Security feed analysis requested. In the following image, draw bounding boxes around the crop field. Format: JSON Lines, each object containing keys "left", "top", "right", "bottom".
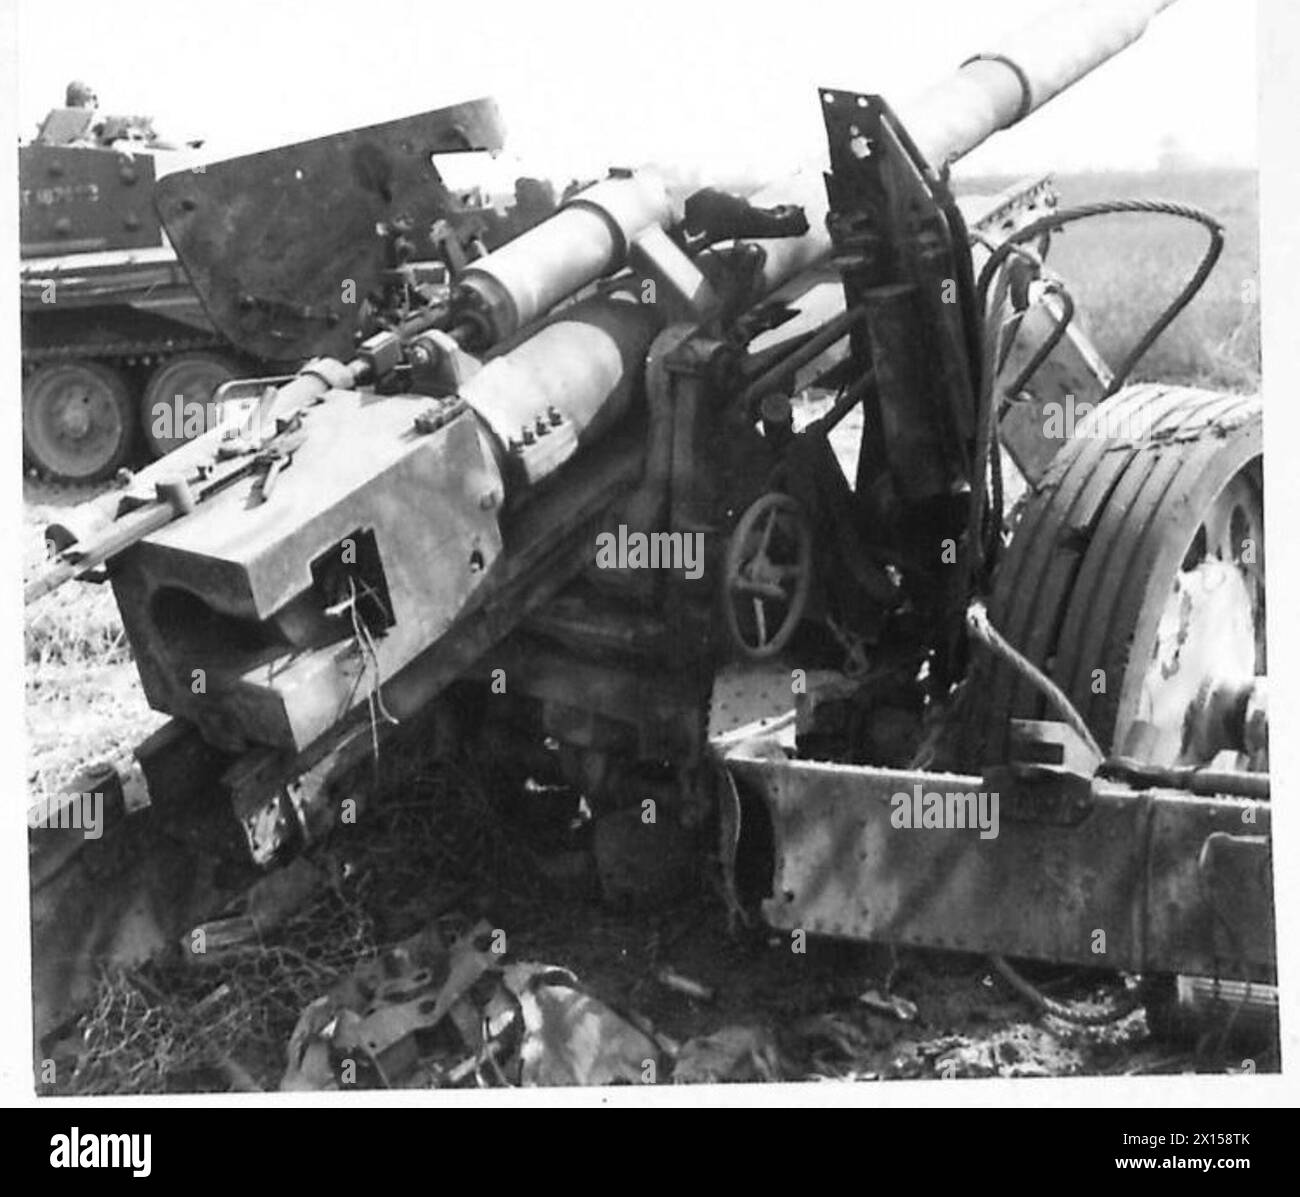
{"left": 23, "top": 168, "right": 1268, "bottom": 1091}
{"left": 960, "top": 167, "right": 1260, "bottom": 392}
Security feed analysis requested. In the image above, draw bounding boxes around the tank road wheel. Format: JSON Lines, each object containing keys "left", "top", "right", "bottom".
{"left": 723, "top": 492, "right": 813, "bottom": 659}
{"left": 974, "top": 385, "right": 1263, "bottom": 768}
{"left": 141, "top": 352, "right": 242, "bottom": 459}
{"left": 22, "top": 360, "right": 136, "bottom": 483}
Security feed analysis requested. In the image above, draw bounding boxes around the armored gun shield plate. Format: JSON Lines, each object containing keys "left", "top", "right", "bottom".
{"left": 154, "top": 98, "right": 504, "bottom": 362}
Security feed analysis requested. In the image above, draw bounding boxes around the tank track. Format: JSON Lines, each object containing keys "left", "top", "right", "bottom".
{"left": 22, "top": 332, "right": 227, "bottom": 369}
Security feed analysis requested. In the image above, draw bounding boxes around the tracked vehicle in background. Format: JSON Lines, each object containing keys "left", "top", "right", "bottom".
{"left": 19, "top": 99, "right": 536, "bottom": 481}
{"left": 19, "top": 102, "right": 259, "bottom": 481}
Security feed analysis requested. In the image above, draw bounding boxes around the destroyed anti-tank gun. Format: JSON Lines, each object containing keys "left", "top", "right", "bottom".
{"left": 30, "top": 0, "right": 1273, "bottom": 1050}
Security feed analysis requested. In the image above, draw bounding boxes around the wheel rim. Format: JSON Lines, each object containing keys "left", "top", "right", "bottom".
{"left": 23, "top": 362, "right": 130, "bottom": 480}
{"left": 723, "top": 493, "right": 813, "bottom": 659}
{"left": 142, "top": 355, "right": 240, "bottom": 457}
{"left": 1129, "top": 468, "right": 1264, "bottom": 766}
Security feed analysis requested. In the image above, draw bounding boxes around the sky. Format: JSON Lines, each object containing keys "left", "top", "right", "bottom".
{"left": 10, "top": 0, "right": 1257, "bottom": 191}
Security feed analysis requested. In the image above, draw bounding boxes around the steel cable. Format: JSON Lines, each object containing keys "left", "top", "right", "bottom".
{"left": 969, "top": 199, "right": 1224, "bottom": 571}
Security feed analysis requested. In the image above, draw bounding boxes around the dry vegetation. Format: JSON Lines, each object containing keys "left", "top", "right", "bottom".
{"left": 24, "top": 483, "right": 163, "bottom": 801}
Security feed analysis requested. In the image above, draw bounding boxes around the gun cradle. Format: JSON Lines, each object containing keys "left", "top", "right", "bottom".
{"left": 110, "top": 391, "right": 504, "bottom": 754}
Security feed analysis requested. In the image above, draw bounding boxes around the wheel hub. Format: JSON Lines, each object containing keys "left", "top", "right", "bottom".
{"left": 1137, "top": 557, "right": 1255, "bottom": 765}
{"left": 55, "top": 390, "right": 95, "bottom": 439}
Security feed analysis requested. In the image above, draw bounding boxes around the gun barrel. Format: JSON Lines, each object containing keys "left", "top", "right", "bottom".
{"left": 900, "top": 0, "right": 1179, "bottom": 168}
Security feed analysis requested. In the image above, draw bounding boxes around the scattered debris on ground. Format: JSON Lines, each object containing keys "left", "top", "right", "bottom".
{"left": 39, "top": 735, "right": 1275, "bottom": 1094}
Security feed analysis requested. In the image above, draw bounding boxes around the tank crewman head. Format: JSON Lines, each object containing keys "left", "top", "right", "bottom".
{"left": 65, "top": 80, "right": 98, "bottom": 109}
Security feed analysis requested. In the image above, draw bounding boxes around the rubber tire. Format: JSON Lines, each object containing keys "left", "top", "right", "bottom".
{"left": 969, "top": 384, "right": 1263, "bottom": 767}
{"left": 22, "top": 360, "right": 136, "bottom": 483}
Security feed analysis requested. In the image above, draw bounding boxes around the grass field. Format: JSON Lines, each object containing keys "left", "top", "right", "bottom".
{"left": 24, "top": 483, "right": 162, "bottom": 800}
{"left": 960, "top": 167, "right": 1260, "bottom": 392}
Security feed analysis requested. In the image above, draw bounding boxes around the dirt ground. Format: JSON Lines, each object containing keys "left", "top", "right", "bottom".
{"left": 45, "top": 753, "right": 1275, "bottom": 1092}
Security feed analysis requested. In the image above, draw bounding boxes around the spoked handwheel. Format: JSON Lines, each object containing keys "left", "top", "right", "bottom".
{"left": 974, "top": 385, "right": 1264, "bottom": 769}
{"left": 722, "top": 492, "right": 813, "bottom": 659}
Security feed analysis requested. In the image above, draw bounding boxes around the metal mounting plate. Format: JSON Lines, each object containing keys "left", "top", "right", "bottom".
{"left": 155, "top": 98, "right": 504, "bottom": 363}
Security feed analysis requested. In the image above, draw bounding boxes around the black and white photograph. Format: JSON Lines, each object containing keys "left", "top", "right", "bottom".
{"left": 4, "top": 0, "right": 1296, "bottom": 1134}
